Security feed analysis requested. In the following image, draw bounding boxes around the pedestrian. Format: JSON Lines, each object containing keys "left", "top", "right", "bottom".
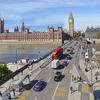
{"left": 70, "top": 86, "right": 73, "bottom": 94}
{"left": 78, "top": 65, "right": 80, "bottom": 70}
{"left": 0, "top": 91, "right": 2, "bottom": 97}
{"left": 95, "top": 76, "right": 98, "bottom": 81}
{"left": 12, "top": 88, "right": 15, "bottom": 96}
{"left": 79, "top": 76, "right": 82, "bottom": 81}
{"left": 72, "top": 75, "right": 74, "bottom": 81}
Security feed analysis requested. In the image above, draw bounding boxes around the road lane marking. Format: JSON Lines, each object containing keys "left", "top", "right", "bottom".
{"left": 82, "top": 83, "right": 89, "bottom": 93}
{"left": 34, "top": 97, "right": 37, "bottom": 100}
{"left": 57, "top": 87, "right": 66, "bottom": 97}
{"left": 52, "top": 82, "right": 60, "bottom": 100}
{"left": 52, "top": 65, "right": 67, "bottom": 100}
{"left": 47, "top": 77, "right": 51, "bottom": 83}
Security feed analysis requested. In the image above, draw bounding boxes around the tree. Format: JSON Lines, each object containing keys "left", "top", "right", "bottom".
{"left": 73, "top": 31, "right": 82, "bottom": 38}
{"left": 81, "top": 33, "right": 85, "bottom": 37}
{"left": 0, "top": 63, "right": 12, "bottom": 79}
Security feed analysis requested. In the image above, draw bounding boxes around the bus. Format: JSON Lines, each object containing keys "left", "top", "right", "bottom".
{"left": 51, "top": 47, "right": 63, "bottom": 60}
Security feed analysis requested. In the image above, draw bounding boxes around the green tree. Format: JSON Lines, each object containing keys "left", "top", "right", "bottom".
{"left": 0, "top": 63, "right": 12, "bottom": 79}
{"left": 74, "top": 31, "right": 82, "bottom": 38}
{"left": 81, "top": 33, "right": 85, "bottom": 37}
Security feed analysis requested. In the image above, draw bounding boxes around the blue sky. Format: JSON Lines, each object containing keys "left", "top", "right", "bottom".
{"left": 0, "top": 0, "right": 100, "bottom": 32}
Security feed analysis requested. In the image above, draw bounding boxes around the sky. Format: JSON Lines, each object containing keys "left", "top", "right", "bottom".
{"left": 0, "top": 0, "right": 100, "bottom": 32}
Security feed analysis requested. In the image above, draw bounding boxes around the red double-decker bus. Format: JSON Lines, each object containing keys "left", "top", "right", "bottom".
{"left": 51, "top": 47, "right": 63, "bottom": 60}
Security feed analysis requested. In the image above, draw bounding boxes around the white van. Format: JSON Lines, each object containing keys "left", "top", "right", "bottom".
{"left": 51, "top": 59, "right": 59, "bottom": 69}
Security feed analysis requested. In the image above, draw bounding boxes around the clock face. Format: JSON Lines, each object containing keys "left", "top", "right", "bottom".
{"left": 69, "top": 19, "right": 73, "bottom": 23}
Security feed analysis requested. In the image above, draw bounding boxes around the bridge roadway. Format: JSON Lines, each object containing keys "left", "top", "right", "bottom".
{"left": 24, "top": 40, "right": 80, "bottom": 100}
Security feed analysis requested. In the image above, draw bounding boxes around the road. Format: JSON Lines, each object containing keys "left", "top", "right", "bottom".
{"left": 24, "top": 40, "right": 80, "bottom": 100}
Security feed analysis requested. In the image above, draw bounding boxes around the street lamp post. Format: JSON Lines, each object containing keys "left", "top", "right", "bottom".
{"left": 38, "top": 51, "right": 40, "bottom": 59}
{"left": 90, "top": 67, "right": 93, "bottom": 85}
{"left": 85, "top": 60, "right": 88, "bottom": 72}
{"left": 15, "top": 49, "right": 17, "bottom": 64}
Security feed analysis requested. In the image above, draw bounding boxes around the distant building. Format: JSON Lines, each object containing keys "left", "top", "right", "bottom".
{"left": 0, "top": 18, "right": 4, "bottom": 33}
{"left": 0, "top": 20, "right": 63, "bottom": 43}
{"left": 68, "top": 12, "right": 74, "bottom": 37}
{"left": 85, "top": 26, "right": 100, "bottom": 39}
{"left": 0, "top": 16, "right": 73, "bottom": 44}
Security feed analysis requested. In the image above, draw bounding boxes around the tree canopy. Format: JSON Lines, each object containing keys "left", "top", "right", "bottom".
{"left": 74, "top": 31, "right": 82, "bottom": 38}
{"left": 0, "top": 63, "right": 12, "bottom": 79}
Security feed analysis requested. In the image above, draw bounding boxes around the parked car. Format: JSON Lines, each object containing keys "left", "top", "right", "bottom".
{"left": 33, "top": 80, "right": 46, "bottom": 91}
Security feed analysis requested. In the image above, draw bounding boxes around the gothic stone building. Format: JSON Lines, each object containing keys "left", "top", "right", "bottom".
{"left": 68, "top": 12, "right": 74, "bottom": 37}
{"left": 0, "top": 19, "right": 62, "bottom": 44}
{"left": 85, "top": 26, "right": 100, "bottom": 39}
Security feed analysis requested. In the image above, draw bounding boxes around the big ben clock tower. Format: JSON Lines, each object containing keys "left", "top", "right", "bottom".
{"left": 68, "top": 12, "right": 74, "bottom": 37}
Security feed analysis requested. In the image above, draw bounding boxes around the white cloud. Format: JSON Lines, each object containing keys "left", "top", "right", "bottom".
{"left": 0, "top": 0, "right": 100, "bottom": 31}
{"left": 0, "top": 0, "right": 100, "bottom": 15}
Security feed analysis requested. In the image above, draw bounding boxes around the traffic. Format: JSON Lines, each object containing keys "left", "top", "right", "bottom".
{"left": 0, "top": 40, "right": 78, "bottom": 100}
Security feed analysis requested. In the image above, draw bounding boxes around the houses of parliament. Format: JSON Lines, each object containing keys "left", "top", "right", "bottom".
{"left": 0, "top": 13, "right": 74, "bottom": 44}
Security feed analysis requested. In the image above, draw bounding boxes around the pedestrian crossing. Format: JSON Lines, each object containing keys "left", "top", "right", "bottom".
{"left": 56, "top": 87, "right": 67, "bottom": 97}
{"left": 81, "top": 83, "right": 89, "bottom": 94}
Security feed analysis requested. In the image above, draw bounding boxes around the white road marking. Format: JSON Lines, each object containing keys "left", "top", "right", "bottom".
{"left": 52, "top": 82, "right": 60, "bottom": 100}
{"left": 34, "top": 97, "right": 37, "bottom": 100}
{"left": 52, "top": 65, "right": 67, "bottom": 100}
{"left": 47, "top": 77, "right": 51, "bottom": 83}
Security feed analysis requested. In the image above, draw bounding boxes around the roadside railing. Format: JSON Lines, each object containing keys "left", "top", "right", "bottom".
{"left": 0, "top": 40, "right": 73, "bottom": 86}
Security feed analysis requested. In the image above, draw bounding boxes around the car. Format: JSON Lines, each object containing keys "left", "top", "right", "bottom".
{"left": 93, "top": 90, "right": 100, "bottom": 100}
{"left": 54, "top": 72, "right": 62, "bottom": 82}
{"left": 63, "top": 61, "right": 68, "bottom": 66}
{"left": 33, "top": 80, "right": 46, "bottom": 91}
{"left": 70, "top": 51, "right": 74, "bottom": 55}
{"left": 56, "top": 71, "right": 61, "bottom": 75}
{"left": 66, "top": 54, "right": 72, "bottom": 60}
{"left": 67, "top": 49, "right": 70, "bottom": 52}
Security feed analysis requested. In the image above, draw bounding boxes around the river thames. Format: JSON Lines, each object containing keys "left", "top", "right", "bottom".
{"left": 0, "top": 44, "right": 56, "bottom": 63}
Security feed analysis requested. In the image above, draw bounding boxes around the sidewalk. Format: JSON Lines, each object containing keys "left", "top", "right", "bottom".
{"left": 68, "top": 43, "right": 95, "bottom": 100}
{"left": 68, "top": 65, "right": 81, "bottom": 100}
{"left": 79, "top": 47, "right": 94, "bottom": 100}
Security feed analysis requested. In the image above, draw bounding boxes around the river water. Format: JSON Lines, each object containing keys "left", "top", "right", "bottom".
{"left": 0, "top": 44, "right": 56, "bottom": 63}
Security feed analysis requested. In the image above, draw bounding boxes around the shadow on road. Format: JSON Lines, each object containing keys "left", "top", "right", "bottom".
{"left": 59, "top": 54, "right": 68, "bottom": 60}
{"left": 23, "top": 80, "right": 38, "bottom": 90}
{"left": 61, "top": 75, "right": 65, "bottom": 80}
{"left": 57, "top": 64, "right": 65, "bottom": 70}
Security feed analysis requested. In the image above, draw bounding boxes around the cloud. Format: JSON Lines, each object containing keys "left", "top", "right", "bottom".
{"left": 0, "top": 0, "right": 100, "bottom": 31}
{"left": 0, "top": 0, "right": 100, "bottom": 14}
